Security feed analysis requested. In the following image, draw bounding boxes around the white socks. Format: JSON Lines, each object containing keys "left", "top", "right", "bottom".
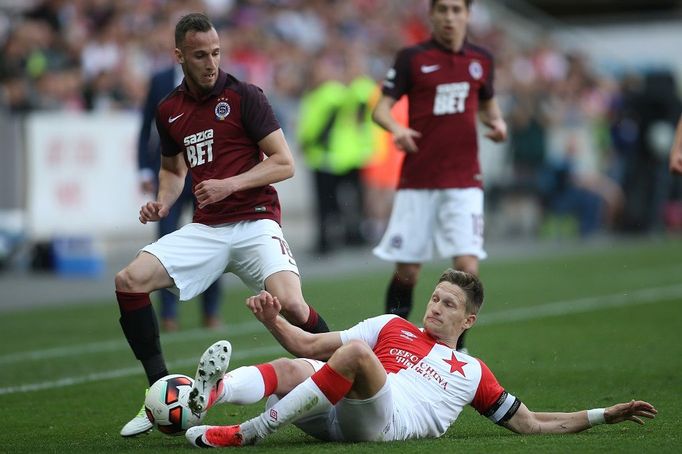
{"left": 239, "top": 377, "right": 332, "bottom": 444}
{"left": 217, "top": 366, "right": 267, "bottom": 405}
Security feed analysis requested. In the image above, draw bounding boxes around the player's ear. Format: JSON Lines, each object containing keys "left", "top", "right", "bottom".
{"left": 174, "top": 48, "right": 184, "bottom": 64}
{"left": 463, "top": 313, "right": 477, "bottom": 330}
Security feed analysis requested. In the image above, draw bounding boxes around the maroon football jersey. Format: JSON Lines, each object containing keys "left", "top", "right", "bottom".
{"left": 382, "top": 39, "right": 495, "bottom": 189}
{"left": 156, "top": 70, "right": 282, "bottom": 225}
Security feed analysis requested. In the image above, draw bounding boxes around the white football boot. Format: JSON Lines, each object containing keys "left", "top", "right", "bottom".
{"left": 188, "top": 340, "right": 232, "bottom": 414}
{"left": 120, "top": 389, "right": 153, "bottom": 437}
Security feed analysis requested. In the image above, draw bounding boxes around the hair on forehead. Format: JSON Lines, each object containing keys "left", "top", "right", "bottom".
{"left": 437, "top": 268, "right": 484, "bottom": 314}
{"left": 175, "top": 13, "right": 214, "bottom": 47}
{"left": 431, "top": 0, "right": 473, "bottom": 9}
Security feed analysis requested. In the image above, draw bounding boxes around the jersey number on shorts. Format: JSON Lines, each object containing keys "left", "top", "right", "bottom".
{"left": 271, "top": 236, "right": 297, "bottom": 266}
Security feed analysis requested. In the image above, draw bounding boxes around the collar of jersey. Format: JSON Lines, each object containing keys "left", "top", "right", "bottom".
{"left": 178, "top": 69, "right": 229, "bottom": 101}
{"left": 429, "top": 37, "right": 469, "bottom": 56}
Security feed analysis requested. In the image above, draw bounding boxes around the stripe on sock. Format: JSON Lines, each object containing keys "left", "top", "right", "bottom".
{"left": 116, "top": 291, "right": 151, "bottom": 313}
{"left": 255, "top": 363, "right": 278, "bottom": 396}
{"left": 300, "top": 305, "right": 319, "bottom": 332}
{"left": 310, "top": 364, "right": 352, "bottom": 405}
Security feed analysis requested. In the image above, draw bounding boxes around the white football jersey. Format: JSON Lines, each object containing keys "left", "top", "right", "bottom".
{"left": 339, "top": 314, "right": 520, "bottom": 439}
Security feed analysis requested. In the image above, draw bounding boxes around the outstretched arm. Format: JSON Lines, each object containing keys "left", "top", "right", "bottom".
{"left": 502, "top": 399, "right": 657, "bottom": 434}
{"left": 246, "top": 291, "right": 343, "bottom": 360}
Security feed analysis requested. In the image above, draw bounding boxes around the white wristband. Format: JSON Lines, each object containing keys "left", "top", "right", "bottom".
{"left": 587, "top": 408, "right": 606, "bottom": 426}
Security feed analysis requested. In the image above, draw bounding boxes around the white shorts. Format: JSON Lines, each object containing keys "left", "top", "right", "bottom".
{"left": 140, "top": 219, "right": 299, "bottom": 301}
{"left": 373, "top": 188, "right": 486, "bottom": 263}
{"left": 292, "top": 379, "right": 405, "bottom": 442}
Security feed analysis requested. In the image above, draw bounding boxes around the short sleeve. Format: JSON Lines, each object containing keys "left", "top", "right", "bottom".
{"left": 472, "top": 359, "right": 521, "bottom": 424}
{"left": 240, "top": 84, "right": 281, "bottom": 143}
{"left": 155, "top": 109, "right": 182, "bottom": 157}
{"left": 381, "top": 48, "right": 414, "bottom": 101}
{"left": 339, "top": 314, "right": 397, "bottom": 349}
{"left": 478, "top": 57, "right": 495, "bottom": 101}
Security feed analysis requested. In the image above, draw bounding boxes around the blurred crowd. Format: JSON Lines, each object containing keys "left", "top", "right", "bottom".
{"left": 1, "top": 0, "right": 681, "bottom": 241}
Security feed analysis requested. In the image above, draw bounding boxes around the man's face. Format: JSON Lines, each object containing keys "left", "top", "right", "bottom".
{"left": 175, "top": 28, "right": 221, "bottom": 94}
{"left": 430, "top": 0, "right": 470, "bottom": 46}
{"left": 422, "top": 281, "right": 476, "bottom": 342}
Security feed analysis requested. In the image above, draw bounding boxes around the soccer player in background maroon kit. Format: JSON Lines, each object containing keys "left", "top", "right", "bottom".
{"left": 114, "top": 13, "right": 329, "bottom": 437}
{"left": 371, "top": 0, "right": 507, "bottom": 352}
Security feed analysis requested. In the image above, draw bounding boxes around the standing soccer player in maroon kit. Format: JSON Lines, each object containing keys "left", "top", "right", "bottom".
{"left": 115, "top": 13, "right": 329, "bottom": 437}
{"left": 371, "top": 0, "right": 507, "bottom": 351}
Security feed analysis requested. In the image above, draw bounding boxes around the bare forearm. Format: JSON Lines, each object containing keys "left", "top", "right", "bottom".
{"left": 527, "top": 411, "right": 591, "bottom": 434}
{"left": 227, "top": 153, "right": 293, "bottom": 193}
{"left": 372, "top": 97, "right": 399, "bottom": 133}
{"left": 263, "top": 316, "right": 317, "bottom": 358}
{"left": 479, "top": 98, "right": 503, "bottom": 125}
{"left": 157, "top": 168, "right": 186, "bottom": 207}
{"left": 506, "top": 400, "right": 656, "bottom": 435}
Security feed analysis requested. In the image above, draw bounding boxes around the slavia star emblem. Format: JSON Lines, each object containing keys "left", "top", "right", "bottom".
{"left": 443, "top": 352, "right": 467, "bottom": 376}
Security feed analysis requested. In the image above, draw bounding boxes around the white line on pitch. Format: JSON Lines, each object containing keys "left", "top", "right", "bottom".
{"left": 0, "top": 345, "right": 285, "bottom": 395}
{"left": 0, "top": 283, "right": 679, "bottom": 396}
{"left": 0, "top": 320, "right": 265, "bottom": 365}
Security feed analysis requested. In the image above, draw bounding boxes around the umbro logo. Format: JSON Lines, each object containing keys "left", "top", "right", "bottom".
{"left": 168, "top": 113, "right": 184, "bottom": 123}
{"left": 421, "top": 64, "right": 440, "bottom": 74}
{"left": 400, "top": 330, "right": 417, "bottom": 341}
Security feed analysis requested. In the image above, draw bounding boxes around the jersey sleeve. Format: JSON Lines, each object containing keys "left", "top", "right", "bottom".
{"left": 240, "top": 83, "right": 281, "bottom": 143}
{"left": 478, "top": 56, "right": 495, "bottom": 101}
{"left": 472, "top": 359, "right": 521, "bottom": 425}
{"left": 381, "top": 48, "right": 414, "bottom": 100}
{"left": 155, "top": 106, "right": 182, "bottom": 157}
{"left": 339, "top": 314, "right": 397, "bottom": 349}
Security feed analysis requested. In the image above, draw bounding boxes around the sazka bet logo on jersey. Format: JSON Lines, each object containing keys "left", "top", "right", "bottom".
{"left": 215, "top": 98, "right": 231, "bottom": 120}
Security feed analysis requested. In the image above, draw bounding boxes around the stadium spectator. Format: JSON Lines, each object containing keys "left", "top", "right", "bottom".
{"left": 620, "top": 71, "right": 681, "bottom": 232}
{"left": 298, "top": 48, "right": 375, "bottom": 255}
{"left": 114, "top": 13, "right": 329, "bottom": 438}
{"left": 370, "top": 0, "right": 507, "bottom": 351}
{"left": 543, "top": 53, "right": 624, "bottom": 236}
{"left": 669, "top": 115, "right": 682, "bottom": 175}
{"left": 137, "top": 63, "right": 224, "bottom": 332}
{"left": 1, "top": 0, "right": 676, "bottom": 243}
{"left": 184, "top": 269, "right": 657, "bottom": 447}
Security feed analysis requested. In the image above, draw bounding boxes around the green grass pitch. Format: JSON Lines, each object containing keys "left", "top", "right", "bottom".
{"left": 1, "top": 237, "right": 681, "bottom": 452}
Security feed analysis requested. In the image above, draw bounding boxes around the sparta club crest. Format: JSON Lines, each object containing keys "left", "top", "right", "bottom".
{"left": 469, "top": 61, "right": 483, "bottom": 80}
{"left": 214, "top": 99, "right": 231, "bottom": 120}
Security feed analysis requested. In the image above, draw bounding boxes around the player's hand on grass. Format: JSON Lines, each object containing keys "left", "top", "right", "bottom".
{"left": 605, "top": 400, "right": 657, "bottom": 425}
{"left": 246, "top": 290, "right": 282, "bottom": 324}
{"left": 139, "top": 201, "right": 169, "bottom": 224}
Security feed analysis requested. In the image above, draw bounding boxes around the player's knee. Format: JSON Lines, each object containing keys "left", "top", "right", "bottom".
{"left": 276, "top": 293, "right": 308, "bottom": 322}
{"left": 115, "top": 266, "right": 145, "bottom": 292}
{"left": 395, "top": 265, "right": 420, "bottom": 286}
{"left": 277, "top": 293, "right": 305, "bottom": 310}
{"left": 269, "top": 358, "right": 311, "bottom": 395}
{"left": 340, "top": 340, "right": 375, "bottom": 365}
{"left": 114, "top": 268, "right": 134, "bottom": 292}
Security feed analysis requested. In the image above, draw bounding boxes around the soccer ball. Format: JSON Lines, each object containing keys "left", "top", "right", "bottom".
{"left": 144, "top": 374, "right": 204, "bottom": 435}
